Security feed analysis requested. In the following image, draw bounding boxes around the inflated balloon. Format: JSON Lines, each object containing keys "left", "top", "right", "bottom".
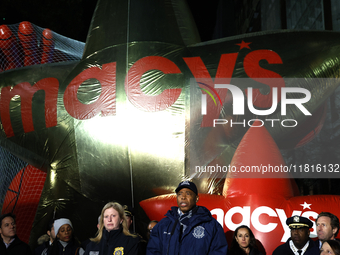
{"left": 140, "top": 122, "right": 340, "bottom": 254}
{"left": 2, "top": 165, "right": 46, "bottom": 243}
{"left": 0, "top": 0, "right": 339, "bottom": 249}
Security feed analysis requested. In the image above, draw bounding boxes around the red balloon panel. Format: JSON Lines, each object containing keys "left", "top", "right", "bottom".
{"left": 2, "top": 165, "right": 46, "bottom": 243}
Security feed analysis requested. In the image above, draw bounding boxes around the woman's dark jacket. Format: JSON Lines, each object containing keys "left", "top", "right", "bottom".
{"left": 48, "top": 239, "right": 82, "bottom": 255}
{"left": 84, "top": 227, "right": 140, "bottom": 255}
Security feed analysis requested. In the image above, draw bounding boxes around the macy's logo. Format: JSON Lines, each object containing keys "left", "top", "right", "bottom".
{"left": 211, "top": 205, "right": 317, "bottom": 242}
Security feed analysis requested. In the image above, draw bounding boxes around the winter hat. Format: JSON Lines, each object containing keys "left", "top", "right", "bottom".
{"left": 54, "top": 218, "right": 73, "bottom": 235}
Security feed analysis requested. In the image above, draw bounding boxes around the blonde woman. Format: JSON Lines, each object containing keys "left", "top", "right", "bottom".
{"left": 84, "top": 202, "right": 140, "bottom": 255}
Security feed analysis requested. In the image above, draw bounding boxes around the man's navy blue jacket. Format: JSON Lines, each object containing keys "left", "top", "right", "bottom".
{"left": 272, "top": 238, "right": 319, "bottom": 255}
{"left": 146, "top": 206, "right": 228, "bottom": 255}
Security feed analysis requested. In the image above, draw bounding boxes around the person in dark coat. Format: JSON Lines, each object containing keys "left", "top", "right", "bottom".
{"left": 228, "top": 225, "right": 263, "bottom": 255}
{"left": 0, "top": 212, "right": 32, "bottom": 255}
{"left": 146, "top": 221, "right": 158, "bottom": 241}
{"left": 123, "top": 205, "right": 147, "bottom": 255}
{"left": 34, "top": 218, "right": 55, "bottom": 255}
{"left": 47, "top": 218, "right": 84, "bottom": 255}
{"left": 84, "top": 202, "right": 141, "bottom": 255}
{"left": 272, "top": 215, "right": 319, "bottom": 255}
{"left": 146, "top": 180, "right": 228, "bottom": 255}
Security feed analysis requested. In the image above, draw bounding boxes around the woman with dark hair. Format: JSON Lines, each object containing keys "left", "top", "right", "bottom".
{"left": 48, "top": 218, "right": 84, "bottom": 255}
{"left": 84, "top": 202, "right": 140, "bottom": 255}
{"left": 320, "top": 240, "right": 340, "bottom": 255}
{"left": 228, "top": 225, "right": 263, "bottom": 255}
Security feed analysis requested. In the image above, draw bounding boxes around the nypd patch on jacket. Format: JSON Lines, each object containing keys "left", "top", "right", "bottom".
{"left": 146, "top": 206, "right": 228, "bottom": 255}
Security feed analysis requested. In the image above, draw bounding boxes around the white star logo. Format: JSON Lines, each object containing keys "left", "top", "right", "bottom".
{"left": 301, "top": 202, "right": 312, "bottom": 209}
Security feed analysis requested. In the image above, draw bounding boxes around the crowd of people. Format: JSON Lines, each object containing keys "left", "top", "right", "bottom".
{"left": 1, "top": 181, "right": 340, "bottom": 255}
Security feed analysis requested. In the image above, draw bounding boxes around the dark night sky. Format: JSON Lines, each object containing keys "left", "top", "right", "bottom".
{"left": 1, "top": 0, "right": 224, "bottom": 43}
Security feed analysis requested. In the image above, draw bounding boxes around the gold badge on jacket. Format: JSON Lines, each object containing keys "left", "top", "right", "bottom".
{"left": 114, "top": 247, "right": 124, "bottom": 255}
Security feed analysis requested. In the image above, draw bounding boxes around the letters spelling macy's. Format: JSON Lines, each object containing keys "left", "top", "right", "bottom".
{"left": 0, "top": 49, "right": 310, "bottom": 137}
{"left": 211, "top": 205, "right": 317, "bottom": 242}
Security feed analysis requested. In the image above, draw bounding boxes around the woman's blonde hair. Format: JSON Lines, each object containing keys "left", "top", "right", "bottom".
{"left": 91, "top": 202, "right": 136, "bottom": 243}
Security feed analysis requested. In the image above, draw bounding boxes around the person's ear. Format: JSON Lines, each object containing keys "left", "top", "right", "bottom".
{"left": 196, "top": 195, "right": 199, "bottom": 203}
{"left": 333, "top": 227, "right": 338, "bottom": 236}
{"left": 47, "top": 230, "right": 51, "bottom": 236}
